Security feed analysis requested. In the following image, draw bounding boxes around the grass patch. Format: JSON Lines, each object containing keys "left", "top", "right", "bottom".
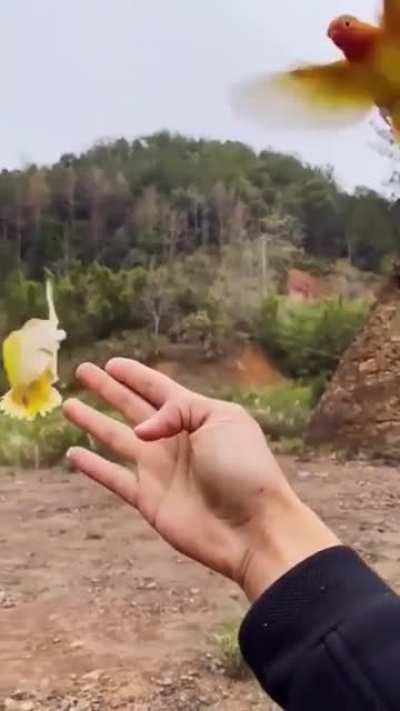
{"left": 0, "top": 390, "right": 128, "bottom": 468}
{"left": 271, "top": 436, "right": 307, "bottom": 456}
{"left": 222, "top": 383, "right": 314, "bottom": 440}
{"left": 0, "top": 408, "right": 89, "bottom": 468}
{"left": 213, "top": 622, "right": 250, "bottom": 680}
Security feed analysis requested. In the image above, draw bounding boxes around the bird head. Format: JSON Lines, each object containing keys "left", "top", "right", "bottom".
{"left": 327, "top": 15, "right": 378, "bottom": 61}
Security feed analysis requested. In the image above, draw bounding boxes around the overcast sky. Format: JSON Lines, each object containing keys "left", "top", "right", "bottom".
{"left": 0, "top": 0, "right": 394, "bottom": 192}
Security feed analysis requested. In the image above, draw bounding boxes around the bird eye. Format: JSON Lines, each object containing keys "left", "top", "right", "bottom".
{"left": 344, "top": 19, "right": 351, "bottom": 27}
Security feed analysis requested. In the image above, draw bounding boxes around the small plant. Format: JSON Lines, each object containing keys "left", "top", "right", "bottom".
{"left": 222, "top": 383, "right": 314, "bottom": 440}
{"left": 272, "top": 436, "right": 306, "bottom": 455}
{"left": 213, "top": 622, "right": 251, "bottom": 680}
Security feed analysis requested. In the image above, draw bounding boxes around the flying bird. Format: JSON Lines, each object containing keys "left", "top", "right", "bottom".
{"left": 231, "top": 1, "right": 400, "bottom": 139}
{"left": 0, "top": 279, "right": 66, "bottom": 421}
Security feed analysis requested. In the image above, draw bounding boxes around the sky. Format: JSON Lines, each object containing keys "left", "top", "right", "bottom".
{"left": 0, "top": 0, "right": 395, "bottom": 193}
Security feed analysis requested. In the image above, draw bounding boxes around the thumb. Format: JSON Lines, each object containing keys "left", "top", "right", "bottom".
{"left": 134, "top": 398, "right": 209, "bottom": 441}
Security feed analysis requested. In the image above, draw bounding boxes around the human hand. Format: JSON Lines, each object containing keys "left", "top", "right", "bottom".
{"left": 64, "top": 359, "right": 338, "bottom": 601}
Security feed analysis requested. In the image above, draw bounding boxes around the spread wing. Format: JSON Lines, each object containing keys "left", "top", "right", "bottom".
{"left": 230, "top": 60, "right": 373, "bottom": 130}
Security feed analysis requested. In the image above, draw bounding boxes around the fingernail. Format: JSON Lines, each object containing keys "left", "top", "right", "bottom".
{"left": 105, "top": 358, "right": 120, "bottom": 371}
{"left": 66, "top": 448, "right": 74, "bottom": 459}
{"left": 76, "top": 362, "right": 92, "bottom": 378}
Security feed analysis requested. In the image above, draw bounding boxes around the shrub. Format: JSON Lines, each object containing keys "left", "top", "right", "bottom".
{"left": 0, "top": 409, "right": 89, "bottom": 468}
{"left": 0, "top": 264, "right": 148, "bottom": 348}
{"left": 255, "top": 294, "right": 367, "bottom": 379}
{"left": 60, "top": 329, "right": 167, "bottom": 389}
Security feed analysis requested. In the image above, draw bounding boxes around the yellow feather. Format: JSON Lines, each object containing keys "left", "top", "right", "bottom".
{"left": 2, "top": 332, "right": 22, "bottom": 389}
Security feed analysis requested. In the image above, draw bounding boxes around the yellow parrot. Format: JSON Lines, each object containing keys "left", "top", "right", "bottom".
{"left": 231, "top": 1, "right": 400, "bottom": 139}
{"left": 0, "top": 280, "right": 66, "bottom": 421}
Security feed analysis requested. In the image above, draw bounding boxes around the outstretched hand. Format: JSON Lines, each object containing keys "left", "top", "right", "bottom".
{"left": 64, "top": 359, "right": 338, "bottom": 601}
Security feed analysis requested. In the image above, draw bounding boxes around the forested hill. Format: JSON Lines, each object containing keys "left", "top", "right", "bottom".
{"left": 0, "top": 131, "right": 393, "bottom": 463}
{"left": 0, "top": 130, "right": 398, "bottom": 281}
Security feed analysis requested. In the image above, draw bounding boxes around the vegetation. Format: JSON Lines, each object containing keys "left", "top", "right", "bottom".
{"left": 0, "top": 409, "right": 89, "bottom": 468}
{"left": 256, "top": 295, "right": 367, "bottom": 380}
{"left": 213, "top": 622, "right": 250, "bottom": 680}
{"left": 0, "top": 131, "right": 398, "bottom": 285}
{"left": 222, "top": 383, "right": 314, "bottom": 440}
{"left": 0, "top": 131, "right": 394, "bottom": 466}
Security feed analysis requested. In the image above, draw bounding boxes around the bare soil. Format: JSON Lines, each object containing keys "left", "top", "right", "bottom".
{"left": 1, "top": 455, "right": 400, "bottom": 709}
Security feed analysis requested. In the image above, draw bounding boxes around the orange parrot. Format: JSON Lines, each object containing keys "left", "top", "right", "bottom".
{"left": 231, "top": 1, "right": 400, "bottom": 139}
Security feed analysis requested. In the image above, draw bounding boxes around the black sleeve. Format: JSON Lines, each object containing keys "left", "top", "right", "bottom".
{"left": 239, "top": 546, "right": 400, "bottom": 710}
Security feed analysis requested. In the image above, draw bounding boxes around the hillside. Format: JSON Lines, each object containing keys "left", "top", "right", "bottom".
{"left": 1, "top": 131, "right": 398, "bottom": 281}
{"left": 0, "top": 131, "right": 395, "bottom": 465}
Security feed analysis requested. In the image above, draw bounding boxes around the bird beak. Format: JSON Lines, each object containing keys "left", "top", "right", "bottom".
{"left": 327, "top": 22, "right": 337, "bottom": 41}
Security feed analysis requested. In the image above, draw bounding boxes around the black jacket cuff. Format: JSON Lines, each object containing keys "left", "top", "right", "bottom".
{"left": 238, "top": 546, "right": 394, "bottom": 706}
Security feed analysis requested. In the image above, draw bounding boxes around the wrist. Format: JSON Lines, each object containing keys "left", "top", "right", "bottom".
{"left": 240, "top": 493, "right": 340, "bottom": 602}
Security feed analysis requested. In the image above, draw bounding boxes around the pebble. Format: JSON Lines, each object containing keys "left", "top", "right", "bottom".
{"left": 82, "top": 670, "right": 102, "bottom": 683}
{"left": 297, "top": 470, "right": 312, "bottom": 480}
{"left": 69, "top": 640, "right": 84, "bottom": 649}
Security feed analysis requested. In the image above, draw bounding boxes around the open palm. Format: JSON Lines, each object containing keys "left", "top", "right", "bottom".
{"left": 64, "top": 359, "right": 291, "bottom": 585}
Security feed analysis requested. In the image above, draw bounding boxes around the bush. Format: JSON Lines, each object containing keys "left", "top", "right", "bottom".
{"left": 60, "top": 329, "right": 167, "bottom": 389}
{"left": 0, "top": 409, "right": 89, "bottom": 468}
{"left": 0, "top": 264, "right": 148, "bottom": 348}
{"left": 293, "top": 254, "right": 332, "bottom": 276}
{"left": 255, "top": 294, "right": 367, "bottom": 379}
{"left": 55, "top": 262, "right": 148, "bottom": 345}
{"left": 222, "top": 383, "right": 314, "bottom": 439}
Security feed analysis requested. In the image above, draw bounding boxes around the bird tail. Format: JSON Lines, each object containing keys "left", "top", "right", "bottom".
{"left": 46, "top": 278, "right": 58, "bottom": 326}
{"left": 0, "top": 380, "right": 62, "bottom": 421}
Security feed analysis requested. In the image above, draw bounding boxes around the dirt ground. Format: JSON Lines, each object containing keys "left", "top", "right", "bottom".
{"left": 1, "top": 455, "right": 400, "bottom": 710}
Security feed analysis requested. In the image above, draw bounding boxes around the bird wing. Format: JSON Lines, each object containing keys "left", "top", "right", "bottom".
{"left": 4, "top": 320, "right": 66, "bottom": 387}
{"left": 230, "top": 60, "right": 373, "bottom": 130}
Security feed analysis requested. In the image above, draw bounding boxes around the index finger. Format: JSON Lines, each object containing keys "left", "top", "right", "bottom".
{"left": 105, "top": 358, "right": 187, "bottom": 409}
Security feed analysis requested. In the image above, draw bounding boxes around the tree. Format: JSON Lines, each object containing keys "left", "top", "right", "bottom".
{"left": 211, "top": 181, "right": 236, "bottom": 248}
{"left": 85, "top": 166, "right": 110, "bottom": 257}
{"left": 140, "top": 266, "right": 175, "bottom": 338}
{"left": 345, "top": 188, "right": 399, "bottom": 270}
{"left": 0, "top": 131, "right": 395, "bottom": 317}
{"left": 47, "top": 159, "right": 77, "bottom": 271}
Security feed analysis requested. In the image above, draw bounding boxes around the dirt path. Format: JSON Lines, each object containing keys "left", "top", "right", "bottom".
{"left": 1, "top": 456, "right": 400, "bottom": 709}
